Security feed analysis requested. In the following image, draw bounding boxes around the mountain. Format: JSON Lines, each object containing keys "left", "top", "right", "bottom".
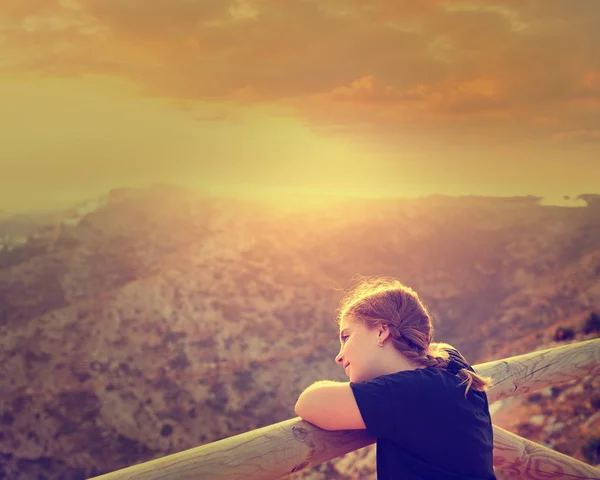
{"left": 0, "top": 184, "right": 598, "bottom": 479}
{"left": 0, "top": 211, "right": 61, "bottom": 251}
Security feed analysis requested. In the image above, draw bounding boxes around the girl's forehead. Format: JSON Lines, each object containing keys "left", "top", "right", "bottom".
{"left": 339, "top": 316, "right": 358, "bottom": 331}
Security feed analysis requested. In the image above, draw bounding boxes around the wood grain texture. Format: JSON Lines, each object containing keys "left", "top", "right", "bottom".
{"left": 90, "top": 338, "right": 600, "bottom": 480}
{"left": 492, "top": 425, "right": 600, "bottom": 479}
{"left": 91, "top": 418, "right": 374, "bottom": 479}
{"left": 477, "top": 338, "right": 600, "bottom": 403}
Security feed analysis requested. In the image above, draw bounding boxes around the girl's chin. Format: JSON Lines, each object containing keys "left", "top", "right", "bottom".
{"left": 351, "top": 373, "right": 375, "bottom": 383}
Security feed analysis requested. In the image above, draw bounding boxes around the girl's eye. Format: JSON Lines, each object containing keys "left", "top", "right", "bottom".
{"left": 342, "top": 335, "right": 349, "bottom": 342}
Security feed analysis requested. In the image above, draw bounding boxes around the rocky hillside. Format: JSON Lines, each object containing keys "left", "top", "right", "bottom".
{"left": 0, "top": 184, "right": 598, "bottom": 479}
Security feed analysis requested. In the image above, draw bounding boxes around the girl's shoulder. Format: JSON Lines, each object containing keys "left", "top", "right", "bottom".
{"left": 383, "top": 366, "right": 488, "bottom": 404}
{"left": 381, "top": 365, "right": 460, "bottom": 391}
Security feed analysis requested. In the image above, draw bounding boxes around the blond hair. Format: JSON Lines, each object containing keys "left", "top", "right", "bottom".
{"left": 336, "top": 275, "right": 493, "bottom": 397}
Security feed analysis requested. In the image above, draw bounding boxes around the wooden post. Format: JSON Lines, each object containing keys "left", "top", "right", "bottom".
{"left": 90, "top": 418, "right": 374, "bottom": 480}
{"left": 492, "top": 425, "right": 600, "bottom": 479}
{"left": 90, "top": 338, "right": 600, "bottom": 480}
{"left": 479, "top": 337, "right": 600, "bottom": 403}
{"left": 89, "top": 419, "right": 600, "bottom": 480}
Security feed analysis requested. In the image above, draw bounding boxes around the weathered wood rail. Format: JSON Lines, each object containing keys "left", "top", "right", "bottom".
{"left": 91, "top": 338, "right": 600, "bottom": 479}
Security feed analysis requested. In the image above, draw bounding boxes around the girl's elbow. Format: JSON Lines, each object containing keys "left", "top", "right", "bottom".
{"left": 294, "top": 394, "right": 308, "bottom": 418}
{"left": 294, "top": 400, "right": 302, "bottom": 417}
{"left": 295, "top": 392, "right": 315, "bottom": 421}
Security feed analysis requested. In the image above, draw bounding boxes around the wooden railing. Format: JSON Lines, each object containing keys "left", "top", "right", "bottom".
{"left": 91, "top": 338, "right": 600, "bottom": 479}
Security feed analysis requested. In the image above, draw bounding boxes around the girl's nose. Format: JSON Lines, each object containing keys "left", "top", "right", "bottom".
{"left": 335, "top": 352, "right": 343, "bottom": 364}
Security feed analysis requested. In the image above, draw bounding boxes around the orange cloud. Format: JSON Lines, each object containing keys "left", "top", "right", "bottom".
{"left": 552, "top": 129, "right": 600, "bottom": 143}
{"left": 1, "top": 0, "right": 599, "bottom": 149}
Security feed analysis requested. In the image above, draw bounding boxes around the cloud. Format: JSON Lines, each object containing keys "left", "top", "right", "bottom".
{"left": 552, "top": 129, "right": 600, "bottom": 143}
{"left": 195, "top": 112, "right": 240, "bottom": 123}
{"left": 1, "top": 0, "right": 599, "bottom": 148}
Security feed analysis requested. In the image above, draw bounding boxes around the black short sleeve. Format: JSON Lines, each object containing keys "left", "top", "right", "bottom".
{"left": 349, "top": 375, "right": 394, "bottom": 438}
{"left": 349, "top": 369, "right": 437, "bottom": 440}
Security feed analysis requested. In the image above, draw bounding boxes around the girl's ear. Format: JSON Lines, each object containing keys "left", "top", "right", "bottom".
{"left": 378, "top": 324, "right": 391, "bottom": 342}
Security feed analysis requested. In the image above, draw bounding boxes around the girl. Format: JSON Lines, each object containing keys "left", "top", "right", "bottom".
{"left": 295, "top": 277, "right": 497, "bottom": 479}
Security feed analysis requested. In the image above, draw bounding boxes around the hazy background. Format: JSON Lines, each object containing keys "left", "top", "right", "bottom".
{"left": 1, "top": 1, "right": 599, "bottom": 479}
{"left": 1, "top": 0, "right": 599, "bottom": 213}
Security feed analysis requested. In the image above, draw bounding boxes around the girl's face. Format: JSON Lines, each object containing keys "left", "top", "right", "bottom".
{"left": 335, "top": 317, "right": 382, "bottom": 383}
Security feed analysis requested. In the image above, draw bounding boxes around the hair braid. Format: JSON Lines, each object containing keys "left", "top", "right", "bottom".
{"left": 390, "top": 333, "right": 451, "bottom": 368}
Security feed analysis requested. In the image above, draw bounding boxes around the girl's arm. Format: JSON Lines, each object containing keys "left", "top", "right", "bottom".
{"left": 294, "top": 381, "right": 367, "bottom": 431}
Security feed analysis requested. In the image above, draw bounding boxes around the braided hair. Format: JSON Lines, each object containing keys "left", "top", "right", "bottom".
{"left": 336, "top": 275, "right": 493, "bottom": 397}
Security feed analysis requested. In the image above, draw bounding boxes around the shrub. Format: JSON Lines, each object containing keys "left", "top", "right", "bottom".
{"left": 581, "top": 435, "right": 600, "bottom": 464}
{"left": 527, "top": 392, "right": 543, "bottom": 403}
{"left": 232, "top": 370, "right": 253, "bottom": 392}
{"left": 553, "top": 326, "right": 575, "bottom": 342}
{"left": 550, "top": 386, "right": 562, "bottom": 398}
{"left": 583, "top": 312, "right": 600, "bottom": 335}
{"left": 168, "top": 351, "right": 190, "bottom": 370}
{"left": 160, "top": 424, "right": 173, "bottom": 437}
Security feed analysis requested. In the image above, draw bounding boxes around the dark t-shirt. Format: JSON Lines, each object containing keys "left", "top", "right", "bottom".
{"left": 349, "top": 351, "right": 496, "bottom": 479}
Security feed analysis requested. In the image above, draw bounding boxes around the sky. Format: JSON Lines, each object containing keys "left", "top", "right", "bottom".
{"left": 1, "top": 0, "right": 599, "bottom": 213}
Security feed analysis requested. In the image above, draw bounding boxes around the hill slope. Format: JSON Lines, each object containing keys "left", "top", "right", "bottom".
{"left": 0, "top": 186, "right": 598, "bottom": 479}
